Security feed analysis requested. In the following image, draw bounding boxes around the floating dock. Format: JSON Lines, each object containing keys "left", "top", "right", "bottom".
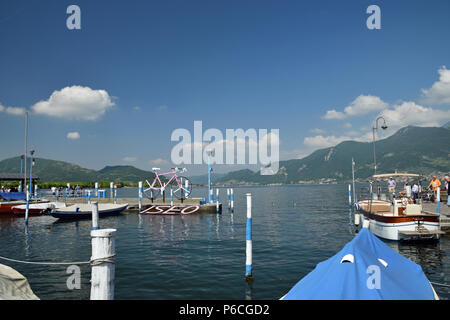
{"left": 45, "top": 197, "right": 222, "bottom": 214}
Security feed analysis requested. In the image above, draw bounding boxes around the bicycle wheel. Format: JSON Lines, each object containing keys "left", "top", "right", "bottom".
{"left": 143, "top": 178, "right": 162, "bottom": 199}
{"left": 169, "top": 176, "right": 192, "bottom": 199}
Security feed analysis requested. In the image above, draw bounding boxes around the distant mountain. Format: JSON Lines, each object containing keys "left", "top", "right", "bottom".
{"left": 0, "top": 157, "right": 156, "bottom": 184}
{"left": 217, "top": 126, "right": 450, "bottom": 184}
{"left": 188, "top": 172, "right": 227, "bottom": 185}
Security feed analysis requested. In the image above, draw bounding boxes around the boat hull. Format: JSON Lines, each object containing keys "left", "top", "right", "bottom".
{"left": 50, "top": 204, "right": 128, "bottom": 219}
{"left": 357, "top": 206, "right": 441, "bottom": 241}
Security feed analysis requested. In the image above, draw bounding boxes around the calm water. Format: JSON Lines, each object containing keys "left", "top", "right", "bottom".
{"left": 0, "top": 184, "right": 449, "bottom": 300}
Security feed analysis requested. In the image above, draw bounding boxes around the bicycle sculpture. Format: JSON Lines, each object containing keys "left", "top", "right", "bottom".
{"left": 143, "top": 167, "right": 192, "bottom": 200}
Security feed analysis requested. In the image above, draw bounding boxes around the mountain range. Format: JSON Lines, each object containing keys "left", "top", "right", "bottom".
{"left": 0, "top": 125, "right": 448, "bottom": 185}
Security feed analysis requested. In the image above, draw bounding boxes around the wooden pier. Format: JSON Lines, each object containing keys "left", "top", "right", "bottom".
{"left": 46, "top": 197, "right": 222, "bottom": 214}
{"left": 422, "top": 202, "right": 450, "bottom": 230}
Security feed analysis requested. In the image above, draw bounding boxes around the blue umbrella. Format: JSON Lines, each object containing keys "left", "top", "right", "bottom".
{"left": 282, "top": 228, "right": 437, "bottom": 300}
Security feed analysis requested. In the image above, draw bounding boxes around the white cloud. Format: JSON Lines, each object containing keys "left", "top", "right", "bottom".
{"left": 310, "top": 128, "right": 326, "bottom": 134}
{"left": 323, "top": 95, "right": 388, "bottom": 120}
{"left": 322, "top": 109, "right": 346, "bottom": 120}
{"left": 66, "top": 132, "right": 80, "bottom": 140}
{"left": 379, "top": 101, "right": 450, "bottom": 129}
{"left": 149, "top": 158, "right": 169, "bottom": 165}
{"left": 421, "top": 66, "right": 450, "bottom": 105}
{"left": 31, "top": 85, "right": 115, "bottom": 121}
{"left": 122, "top": 157, "right": 137, "bottom": 162}
{"left": 343, "top": 123, "right": 352, "bottom": 128}
{"left": 304, "top": 135, "right": 353, "bottom": 149}
{"left": 0, "top": 103, "right": 26, "bottom": 116}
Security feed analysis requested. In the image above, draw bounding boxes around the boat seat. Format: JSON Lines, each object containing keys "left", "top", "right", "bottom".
{"left": 405, "top": 204, "right": 422, "bottom": 215}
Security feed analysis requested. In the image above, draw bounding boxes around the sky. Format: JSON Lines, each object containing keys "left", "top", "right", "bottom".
{"left": 0, "top": 0, "right": 449, "bottom": 175}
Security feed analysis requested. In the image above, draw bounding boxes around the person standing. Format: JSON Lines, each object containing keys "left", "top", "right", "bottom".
{"left": 445, "top": 175, "right": 450, "bottom": 207}
{"left": 427, "top": 176, "right": 441, "bottom": 203}
{"left": 388, "top": 177, "right": 396, "bottom": 195}
{"left": 411, "top": 182, "right": 419, "bottom": 203}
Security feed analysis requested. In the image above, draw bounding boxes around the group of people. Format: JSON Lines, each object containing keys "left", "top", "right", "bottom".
{"left": 387, "top": 175, "right": 450, "bottom": 205}
{"left": 51, "top": 185, "right": 83, "bottom": 197}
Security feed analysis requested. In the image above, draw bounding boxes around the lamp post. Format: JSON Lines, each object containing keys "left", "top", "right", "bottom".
{"left": 19, "top": 155, "right": 24, "bottom": 192}
{"left": 372, "top": 116, "right": 388, "bottom": 176}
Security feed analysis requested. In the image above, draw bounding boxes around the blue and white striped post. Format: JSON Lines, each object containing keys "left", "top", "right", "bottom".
{"left": 29, "top": 156, "right": 33, "bottom": 200}
{"left": 436, "top": 187, "right": 440, "bottom": 216}
{"left": 25, "top": 186, "right": 29, "bottom": 225}
{"left": 138, "top": 181, "right": 143, "bottom": 213}
{"left": 348, "top": 184, "right": 352, "bottom": 206}
{"left": 245, "top": 193, "right": 253, "bottom": 280}
{"left": 227, "top": 188, "right": 230, "bottom": 210}
{"left": 185, "top": 179, "right": 190, "bottom": 199}
{"left": 170, "top": 188, "right": 174, "bottom": 206}
{"left": 91, "top": 202, "right": 99, "bottom": 230}
{"left": 208, "top": 152, "right": 213, "bottom": 203}
{"left": 110, "top": 182, "right": 113, "bottom": 201}
{"left": 114, "top": 186, "right": 117, "bottom": 204}
{"left": 230, "top": 188, "right": 234, "bottom": 213}
{"left": 34, "top": 184, "right": 38, "bottom": 199}
{"left": 95, "top": 182, "right": 99, "bottom": 199}
{"left": 216, "top": 188, "right": 220, "bottom": 213}
{"left": 87, "top": 190, "right": 91, "bottom": 204}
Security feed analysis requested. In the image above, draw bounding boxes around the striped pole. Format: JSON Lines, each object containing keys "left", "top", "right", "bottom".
{"left": 348, "top": 184, "right": 352, "bottom": 206}
{"left": 92, "top": 202, "right": 99, "bottom": 230}
{"left": 230, "top": 188, "right": 234, "bottom": 213}
{"left": 227, "top": 188, "right": 230, "bottom": 210}
{"left": 25, "top": 187, "right": 29, "bottom": 225}
{"left": 114, "top": 186, "right": 117, "bottom": 204}
{"left": 95, "top": 182, "right": 99, "bottom": 199}
{"left": 170, "top": 188, "right": 174, "bottom": 206}
{"left": 185, "top": 179, "right": 189, "bottom": 199}
{"left": 436, "top": 187, "right": 440, "bottom": 216}
{"left": 110, "top": 182, "right": 113, "bottom": 200}
{"left": 88, "top": 190, "right": 91, "bottom": 204}
{"left": 216, "top": 188, "right": 219, "bottom": 213}
{"left": 34, "top": 184, "right": 38, "bottom": 198}
{"left": 245, "top": 193, "right": 253, "bottom": 279}
{"left": 138, "top": 181, "right": 143, "bottom": 213}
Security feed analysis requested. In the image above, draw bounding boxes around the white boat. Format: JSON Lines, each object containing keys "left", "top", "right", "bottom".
{"left": 355, "top": 173, "right": 444, "bottom": 241}
{"left": 12, "top": 202, "right": 66, "bottom": 215}
{"left": 50, "top": 203, "right": 128, "bottom": 219}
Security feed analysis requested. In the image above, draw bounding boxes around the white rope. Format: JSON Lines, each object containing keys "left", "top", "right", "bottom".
{"left": 0, "top": 254, "right": 115, "bottom": 266}
{"left": 431, "top": 281, "right": 450, "bottom": 288}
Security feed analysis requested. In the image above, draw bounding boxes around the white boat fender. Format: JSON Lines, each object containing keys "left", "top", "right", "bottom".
{"left": 362, "top": 218, "right": 370, "bottom": 229}
{"left": 354, "top": 213, "right": 361, "bottom": 226}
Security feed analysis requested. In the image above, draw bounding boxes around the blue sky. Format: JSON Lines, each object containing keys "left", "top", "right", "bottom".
{"left": 1, "top": 0, "right": 449, "bottom": 175}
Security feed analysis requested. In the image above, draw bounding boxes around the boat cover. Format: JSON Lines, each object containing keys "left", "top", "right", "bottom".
{"left": 0, "top": 192, "right": 26, "bottom": 201}
{"left": 0, "top": 263, "right": 39, "bottom": 300}
{"left": 282, "top": 228, "right": 436, "bottom": 300}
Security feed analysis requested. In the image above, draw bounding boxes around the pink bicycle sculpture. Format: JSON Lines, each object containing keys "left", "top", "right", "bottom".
{"left": 144, "top": 167, "right": 192, "bottom": 200}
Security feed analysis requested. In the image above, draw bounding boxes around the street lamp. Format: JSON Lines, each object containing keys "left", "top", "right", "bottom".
{"left": 372, "top": 116, "right": 388, "bottom": 175}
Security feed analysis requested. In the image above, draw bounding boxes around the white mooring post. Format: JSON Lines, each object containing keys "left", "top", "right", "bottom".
{"left": 90, "top": 228, "right": 116, "bottom": 300}
{"left": 92, "top": 202, "right": 99, "bottom": 231}
{"left": 138, "top": 181, "right": 143, "bottom": 213}
{"left": 216, "top": 188, "right": 220, "bottom": 213}
{"left": 348, "top": 184, "right": 352, "bottom": 207}
{"left": 245, "top": 193, "right": 253, "bottom": 280}
{"left": 170, "top": 188, "right": 174, "bottom": 206}
{"left": 110, "top": 182, "right": 113, "bottom": 201}
{"left": 436, "top": 187, "right": 440, "bottom": 216}
{"left": 230, "top": 188, "right": 234, "bottom": 213}
{"left": 114, "top": 186, "right": 117, "bottom": 204}
{"left": 227, "top": 188, "right": 230, "bottom": 209}
{"left": 95, "top": 182, "right": 99, "bottom": 198}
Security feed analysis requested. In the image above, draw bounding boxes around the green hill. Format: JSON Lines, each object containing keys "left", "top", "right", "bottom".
{"left": 217, "top": 125, "right": 450, "bottom": 184}
{"left": 0, "top": 157, "right": 155, "bottom": 184}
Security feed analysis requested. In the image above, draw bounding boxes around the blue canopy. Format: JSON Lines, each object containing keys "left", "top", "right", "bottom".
{"left": 0, "top": 192, "right": 26, "bottom": 201}
{"left": 282, "top": 228, "right": 436, "bottom": 300}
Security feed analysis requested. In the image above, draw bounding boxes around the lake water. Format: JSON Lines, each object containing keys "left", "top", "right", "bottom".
{"left": 0, "top": 184, "right": 449, "bottom": 300}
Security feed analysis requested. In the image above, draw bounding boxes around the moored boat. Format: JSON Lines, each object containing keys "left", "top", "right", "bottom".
{"left": 12, "top": 202, "right": 66, "bottom": 216}
{"left": 355, "top": 173, "right": 444, "bottom": 241}
{"left": 0, "top": 192, "right": 49, "bottom": 215}
{"left": 50, "top": 203, "right": 128, "bottom": 219}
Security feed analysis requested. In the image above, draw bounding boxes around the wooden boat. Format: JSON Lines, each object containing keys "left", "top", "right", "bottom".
{"left": 356, "top": 173, "right": 444, "bottom": 241}
{"left": 50, "top": 203, "right": 128, "bottom": 219}
{"left": 12, "top": 202, "right": 66, "bottom": 216}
